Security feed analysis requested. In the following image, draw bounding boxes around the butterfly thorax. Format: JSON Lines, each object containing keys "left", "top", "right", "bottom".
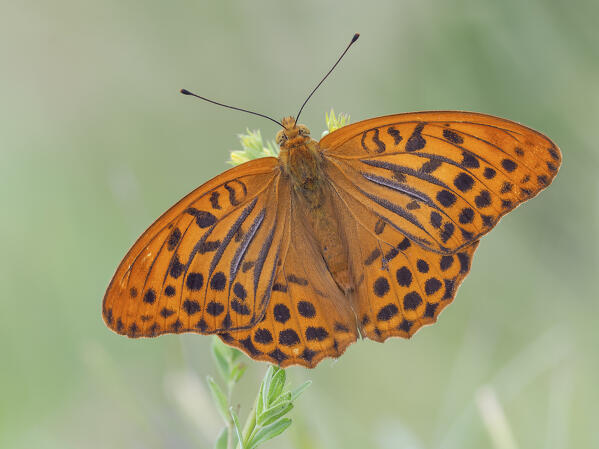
{"left": 277, "top": 118, "right": 353, "bottom": 293}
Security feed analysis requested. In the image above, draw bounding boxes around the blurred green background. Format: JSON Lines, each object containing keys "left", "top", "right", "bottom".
{"left": 2, "top": 0, "right": 597, "bottom": 448}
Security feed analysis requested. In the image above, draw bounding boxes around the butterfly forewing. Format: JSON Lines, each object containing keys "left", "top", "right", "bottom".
{"left": 102, "top": 158, "right": 284, "bottom": 337}
{"left": 321, "top": 112, "right": 561, "bottom": 253}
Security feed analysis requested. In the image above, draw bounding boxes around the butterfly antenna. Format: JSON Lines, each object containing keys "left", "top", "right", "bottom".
{"left": 180, "top": 89, "right": 284, "bottom": 128}
{"left": 294, "top": 33, "right": 360, "bottom": 124}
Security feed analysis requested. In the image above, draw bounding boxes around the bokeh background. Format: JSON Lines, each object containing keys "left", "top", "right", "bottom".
{"left": 2, "top": 0, "right": 597, "bottom": 448}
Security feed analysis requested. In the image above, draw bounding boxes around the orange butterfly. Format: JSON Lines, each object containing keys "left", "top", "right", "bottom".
{"left": 102, "top": 34, "right": 561, "bottom": 367}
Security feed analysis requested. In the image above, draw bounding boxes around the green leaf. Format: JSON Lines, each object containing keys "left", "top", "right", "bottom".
{"left": 231, "top": 363, "right": 247, "bottom": 384}
{"left": 229, "top": 129, "right": 279, "bottom": 166}
{"left": 261, "top": 367, "right": 275, "bottom": 413}
{"left": 256, "top": 378, "right": 265, "bottom": 418}
{"left": 258, "top": 402, "right": 293, "bottom": 427}
{"left": 230, "top": 347, "right": 243, "bottom": 363}
{"left": 326, "top": 108, "right": 351, "bottom": 132}
{"left": 290, "top": 380, "right": 312, "bottom": 401}
{"left": 207, "top": 376, "right": 230, "bottom": 425}
{"left": 230, "top": 407, "right": 245, "bottom": 449}
{"left": 214, "top": 427, "right": 228, "bottom": 449}
{"left": 267, "top": 367, "right": 286, "bottom": 401}
{"left": 269, "top": 391, "right": 291, "bottom": 407}
{"left": 211, "top": 338, "right": 232, "bottom": 381}
{"left": 246, "top": 418, "right": 292, "bottom": 449}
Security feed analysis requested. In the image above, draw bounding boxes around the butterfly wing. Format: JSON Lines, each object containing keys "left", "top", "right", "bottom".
{"left": 321, "top": 111, "right": 560, "bottom": 341}
{"left": 102, "top": 157, "right": 288, "bottom": 338}
{"left": 216, "top": 186, "right": 359, "bottom": 368}
{"left": 321, "top": 111, "right": 561, "bottom": 253}
{"left": 329, "top": 174, "right": 479, "bottom": 340}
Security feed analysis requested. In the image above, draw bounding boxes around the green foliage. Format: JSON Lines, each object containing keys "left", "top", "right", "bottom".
{"left": 208, "top": 338, "right": 310, "bottom": 449}
{"left": 228, "top": 129, "right": 279, "bottom": 165}
{"left": 323, "top": 108, "right": 351, "bottom": 136}
{"left": 228, "top": 110, "right": 351, "bottom": 166}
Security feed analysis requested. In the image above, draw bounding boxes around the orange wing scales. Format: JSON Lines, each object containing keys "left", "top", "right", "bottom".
{"left": 346, "top": 200, "right": 479, "bottom": 340}
{"left": 102, "top": 158, "right": 286, "bottom": 338}
{"left": 217, "top": 196, "right": 358, "bottom": 368}
{"left": 322, "top": 112, "right": 560, "bottom": 254}
{"left": 103, "top": 111, "right": 561, "bottom": 368}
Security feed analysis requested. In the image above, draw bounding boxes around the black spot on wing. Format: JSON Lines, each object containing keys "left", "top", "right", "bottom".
{"left": 186, "top": 272, "right": 204, "bottom": 291}
{"left": 169, "top": 254, "right": 185, "bottom": 279}
{"left": 374, "top": 277, "right": 390, "bottom": 297}
{"left": 254, "top": 328, "right": 273, "bottom": 343}
{"left": 483, "top": 167, "right": 496, "bottom": 179}
{"left": 287, "top": 274, "right": 308, "bottom": 286}
{"left": 460, "top": 151, "right": 480, "bottom": 169}
{"left": 279, "top": 329, "right": 300, "bottom": 346}
{"left": 361, "top": 128, "right": 386, "bottom": 154}
{"left": 305, "top": 327, "right": 329, "bottom": 341}
{"left": 210, "top": 272, "right": 227, "bottom": 291}
{"left": 209, "top": 191, "right": 221, "bottom": 210}
{"left": 198, "top": 240, "right": 221, "bottom": 254}
{"left": 443, "top": 129, "right": 464, "bottom": 144}
{"left": 454, "top": 172, "right": 474, "bottom": 192}
{"left": 440, "top": 222, "right": 455, "bottom": 243}
{"left": 420, "top": 159, "right": 442, "bottom": 173}
{"left": 501, "top": 159, "right": 517, "bottom": 172}
{"left": 167, "top": 228, "right": 181, "bottom": 251}
{"left": 143, "top": 289, "right": 156, "bottom": 304}
{"left": 183, "top": 299, "right": 201, "bottom": 315}
{"left": 403, "top": 292, "right": 422, "bottom": 310}
{"left": 240, "top": 337, "right": 262, "bottom": 356}
{"left": 272, "top": 283, "right": 287, "bottom": 292}
{"left": 377, "top": 304, "right": 398, "bottom": 321}
{"left": 374, "top": 218, "right": 386, "bottom": 235}
{"left": 269, "top": 348, "right": 288, "bottom": 364}
{"left": 231, "top": 299, "right": 251, "bottom": 315}
{"left": 387, "top": 126, "right": 403, "bottom": 145}
{"left": 365, "top": 248, "right": 382, "bottom": 266}
{"left": 405, "top": 123, "right": 426, "bottom": 151}
{"left": 297, "top": 301, "right": 316, "bottom": 318}
{"left": 396, "top": 266, "right": 412, "bottom": 287}
{"left": 273, "top": 304, "right": 290, "bottom": 323}
{"left": 185, "top": 208, "right": 217, "bottom": 228}
{"left": 430, "top": 211, "right": 442, "bottom": 228}
{"left": 224, "top": 180, "right": 247, "bottom": 206}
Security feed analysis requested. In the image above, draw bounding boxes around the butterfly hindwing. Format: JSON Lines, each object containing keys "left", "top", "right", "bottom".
{"left": 321, "top": 111, "right": 561, "bottom": 253}
{"left": 329, "top": 181, "right": 479, "bottom": 340}
{"left": 102, "top": 158, "right": 286, "bottom": 337}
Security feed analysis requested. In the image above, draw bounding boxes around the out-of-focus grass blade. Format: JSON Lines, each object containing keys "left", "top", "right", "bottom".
{"left": 207, "top": 376, "right": 229, "bottom": 424}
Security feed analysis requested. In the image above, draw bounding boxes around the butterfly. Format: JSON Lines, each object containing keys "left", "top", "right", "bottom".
{"left": 102, "top": 35, "right": 561, "bottom": 368}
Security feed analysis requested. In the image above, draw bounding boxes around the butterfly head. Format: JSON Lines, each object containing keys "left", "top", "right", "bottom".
{"left": 276, "top": 117, "right": 311, "bottom": 150}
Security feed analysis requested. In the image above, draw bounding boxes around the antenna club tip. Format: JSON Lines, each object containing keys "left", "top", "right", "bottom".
{"left": 180, "top": 88, "right": 191, "bottom": 95}
{"left": 351, "top": 33, "right": 360, "bottom": 43}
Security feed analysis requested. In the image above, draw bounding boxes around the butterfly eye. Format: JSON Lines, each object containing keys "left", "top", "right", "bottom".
{"left": 297, "top": 125, "right": 310, "bottom": 137}
{"left": 276, "top": 130, "right": 287, "bottom": 146}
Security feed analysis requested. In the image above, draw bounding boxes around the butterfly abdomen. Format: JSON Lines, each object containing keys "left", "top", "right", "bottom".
{"left": 284, "top": 140, "right": 353, "bottom": 293}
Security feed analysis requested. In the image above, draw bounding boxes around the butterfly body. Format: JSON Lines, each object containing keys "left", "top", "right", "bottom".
{"left": 103, "top": 111, "right": 560, "bottom": 368}
{"left": 278, "top": 117, "right": 354, "bottom": 292}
